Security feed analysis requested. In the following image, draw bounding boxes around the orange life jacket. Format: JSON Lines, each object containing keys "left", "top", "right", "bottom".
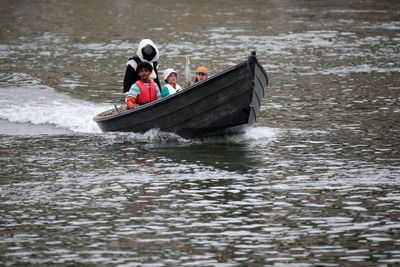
{"left": 135, "top": 80, "right": 158, "bottom": 105}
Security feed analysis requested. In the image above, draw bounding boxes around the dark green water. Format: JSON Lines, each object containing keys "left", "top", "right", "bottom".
{"left": 1, "top": 0, "right": 399, "bottom": 266}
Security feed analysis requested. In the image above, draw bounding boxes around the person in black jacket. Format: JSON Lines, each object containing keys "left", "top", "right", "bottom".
{"left": 123, "top": 39, "right": 161, "bottom": 93}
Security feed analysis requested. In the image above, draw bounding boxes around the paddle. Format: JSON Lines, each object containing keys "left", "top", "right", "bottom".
{"left": 184, "top": 55, "right": 191, "bottom": 87}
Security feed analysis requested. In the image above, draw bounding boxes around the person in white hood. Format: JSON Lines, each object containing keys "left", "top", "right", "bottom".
{"left": 161, "top": 68, "right": 182, "bottom": 97}
{"left": 123, "top": 39, "right": 161, "bottom": 93}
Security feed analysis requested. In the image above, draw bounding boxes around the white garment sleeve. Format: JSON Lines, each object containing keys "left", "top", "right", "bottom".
{"left": 127, "top": 59, "right": 137, "bottom": 70}
{"left": 150, "top": 62, "right": 157, "bottom": 79}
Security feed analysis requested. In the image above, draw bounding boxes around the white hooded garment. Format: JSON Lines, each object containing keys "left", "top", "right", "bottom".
{"left": 127, "top": 39, "right": 160, "bottom": 79}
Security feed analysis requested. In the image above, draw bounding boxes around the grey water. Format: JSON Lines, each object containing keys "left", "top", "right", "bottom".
{"left": 1, "top": 0, "right": 400, "bottom": 266}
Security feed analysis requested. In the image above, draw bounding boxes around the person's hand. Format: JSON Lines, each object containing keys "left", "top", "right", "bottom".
{"left": 125, "top": 97, "right": 139, "bottom": 109}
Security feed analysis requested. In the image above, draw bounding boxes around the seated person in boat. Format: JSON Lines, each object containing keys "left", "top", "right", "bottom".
{"left": 161, "top": 68, "right": 182, "bottom": 98}
{"left": 125, "top": 62, "right": 161, "bottom": 109}
{"left": 193, "top": 66, "right": 208, "bottom": 84}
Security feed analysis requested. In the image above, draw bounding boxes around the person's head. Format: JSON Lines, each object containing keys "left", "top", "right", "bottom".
{"left": 137, "top": 39, "right": 159, "bottom": 62}
{"left": 136, "top": 62, "right": 153, "bottom": 81}
{"left": 195, "top": 66, "right": 208, "bottom": 82}
{"left": 163, "top": 68, "right": 178, "bottom": 85}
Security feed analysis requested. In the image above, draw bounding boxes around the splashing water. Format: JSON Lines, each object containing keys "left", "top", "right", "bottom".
{"left": 0, "top": 73, "right": 110, "bottom": 134}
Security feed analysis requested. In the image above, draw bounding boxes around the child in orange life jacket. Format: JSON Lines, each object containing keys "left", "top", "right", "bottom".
{"left": 125, "top": 62, "right": 161, "bottom": 109}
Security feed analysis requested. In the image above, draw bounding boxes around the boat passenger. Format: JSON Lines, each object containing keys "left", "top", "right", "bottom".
{"left": 123, "top": 39, "right": 162, "bottom": 93}
{"left": 193, "top": 66, "right": 208, "bottom": 83}
{"left": 161, "top": 68, "right": 182, "bottom": 98}
{"left": 125, "top": 62, "right": 161, "bottom": 109}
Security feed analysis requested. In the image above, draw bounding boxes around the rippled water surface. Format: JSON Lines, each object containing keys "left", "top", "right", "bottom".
{"left": 1, "top": 0, "right": 399, "bottom": 266}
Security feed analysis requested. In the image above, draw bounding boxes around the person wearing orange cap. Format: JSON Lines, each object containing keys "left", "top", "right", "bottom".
{"left": 193, "top": 66, "right": 208, "bottom": 83}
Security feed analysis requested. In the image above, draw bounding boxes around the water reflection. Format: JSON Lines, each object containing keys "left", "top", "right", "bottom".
{"left": 147, "top": 143, "right": 263, "bottom": 174}
{"left": 1, "top": 136, "right": 400, "bottom": 265}
{"left": 1, "top": 0, "right": 400, "bottom": 265}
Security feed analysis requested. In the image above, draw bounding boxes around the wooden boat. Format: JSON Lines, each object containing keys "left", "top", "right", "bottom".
{"left": 93, "top": 51, "right": 268, "bottom": 138}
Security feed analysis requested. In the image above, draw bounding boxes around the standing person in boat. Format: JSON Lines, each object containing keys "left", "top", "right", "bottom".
{"left": 161, "top": 68, "right": 182, "bottom": 98}
{"left": 193, "top": 66, "right": 208, "bottom": 84}
{"left": 125, "top": 62, "right": 161, "bottom": 109}
{"left": 123, "top": 39, "right": 161, "bottom": 93}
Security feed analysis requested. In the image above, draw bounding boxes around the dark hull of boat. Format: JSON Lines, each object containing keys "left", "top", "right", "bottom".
{"left": 93, "top": 52, "right": 268, "bottom": 138}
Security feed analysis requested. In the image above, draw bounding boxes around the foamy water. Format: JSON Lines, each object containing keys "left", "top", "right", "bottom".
{"left": 0, "top": 73, "right": 109, "bottom": 134}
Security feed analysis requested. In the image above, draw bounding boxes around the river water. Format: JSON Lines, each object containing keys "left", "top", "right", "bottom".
{"left": 1, "top": 0, "right": 399, "bottom": 266}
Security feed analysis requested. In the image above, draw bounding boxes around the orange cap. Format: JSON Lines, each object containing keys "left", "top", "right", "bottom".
{"left": 196, "top": 66, "right": 208, "bottom": 74}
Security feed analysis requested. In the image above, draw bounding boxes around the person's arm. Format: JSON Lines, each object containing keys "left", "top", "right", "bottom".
{"left": 156, "top": 85, "right": 162, "bottom": 99}
{"left": 125, "top": 84, "right": 140, "bottom": 109}
{"left": 126, "top": 84, "right": 140, "bottom": 98}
